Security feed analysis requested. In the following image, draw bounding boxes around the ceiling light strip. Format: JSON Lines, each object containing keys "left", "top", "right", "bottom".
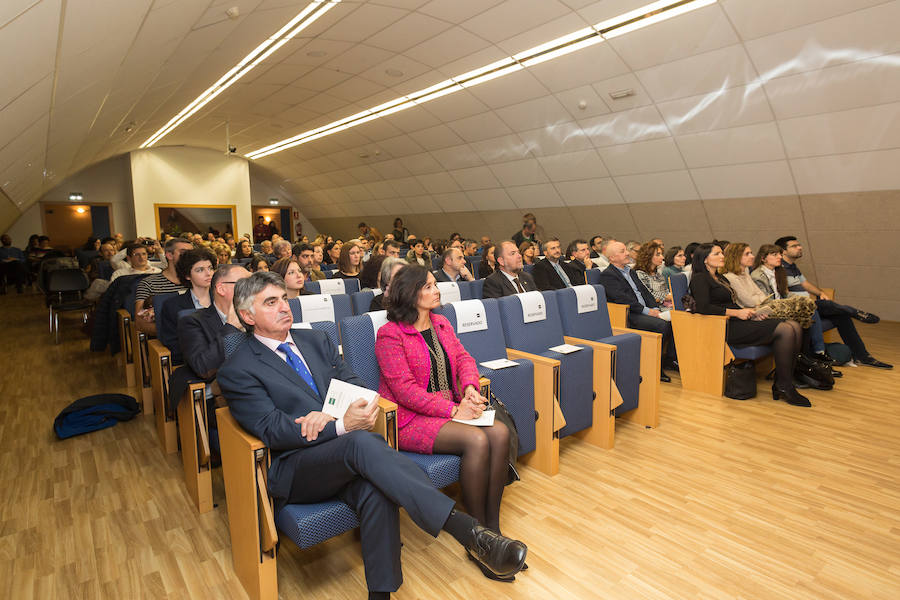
{"left": 140, "top": 0, "right": 340, "bottom": 149}
{"left": 244, "top": 0, "right": 715, "bottom": 160}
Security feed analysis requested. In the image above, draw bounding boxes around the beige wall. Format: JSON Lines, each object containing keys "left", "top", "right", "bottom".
{"left": 310, "top": 189, "right": 900, "bottom": 321}
{"left": 130, "top": 147, "right": 251, "bottom": 238}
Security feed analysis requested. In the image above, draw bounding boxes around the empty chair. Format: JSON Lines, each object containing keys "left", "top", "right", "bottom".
{"left": 305, "top": 278, "right": 360, "bottom": 295}
{"left": 496, "top": 291, "right": 595, "bottom": 475}
{"left": 47, "top": 268, "right": 91, "bottom": 344}
{"left": 340, "top": 312, "right": 462, "bottom": 489}
{"left": 435, "top": 299, "right": 538, "bottom": 464}
{"left": 350, "top": 290, "right": 377, "bottom": 315}
{"left": 555, "top": 285, "right": 659, "bottom": 442}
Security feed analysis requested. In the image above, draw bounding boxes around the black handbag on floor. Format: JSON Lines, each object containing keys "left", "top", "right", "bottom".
{"left": 488, "top": 390, "right": 520, "bottom": 485}
{"left": 724, "top": 360, "right": 757, "bottom": 400}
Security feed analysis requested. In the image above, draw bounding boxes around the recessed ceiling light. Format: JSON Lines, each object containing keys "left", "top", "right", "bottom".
{"left": 245, "top": 0, "right": 715, "bottom": 160}
{"left": 609, "top": 88, "right": 636, "bottom": 99}
{"left": 385, "top": 68, "right": 404, "bottom": 78}
{"left": 140, "top": 1, "right": 342, "bottom": 149}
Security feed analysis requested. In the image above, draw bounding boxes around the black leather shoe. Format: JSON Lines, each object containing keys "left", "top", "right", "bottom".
{"left": 857, "top": 356, "right": 893, "bottom": 369}
{"left": 853, "top": 310, "right": 879, "bottom": 324}
{"left": 772, "top": 384, "right": 811, "bottom": 407}
{"left": 467, "top": 551, "right": 515, "bottom": 581}
{"left": 663, "top": 359, "right": 680, "bottom": 372}
{"left": 465, "top": 526, "right": 527, "bottom": 579}
{"left": 660, "top": 372, "right": 671, "bottom": 383}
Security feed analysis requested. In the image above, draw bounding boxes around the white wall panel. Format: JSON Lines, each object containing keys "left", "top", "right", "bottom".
{"left": 691, "top": 160, "right": 796, "bottom": 199}
{"left": 791, "top": 149, "right": 900, "bottom": 194}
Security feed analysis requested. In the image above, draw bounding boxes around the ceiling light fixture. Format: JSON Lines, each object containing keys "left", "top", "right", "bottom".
{"left": 140, "top": 0, "right": 341, "bottom": 149}
{"left": 245, "top": 0, "right": 716, "bottom": 160}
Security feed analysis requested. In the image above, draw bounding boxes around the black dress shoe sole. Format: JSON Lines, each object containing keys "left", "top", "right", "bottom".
{"left": 859, "top": 360, "right": 893, "bottom": 369}
{"left": 660, "top": 374, "right": 671, "bottom": 383}
{"left": 467, "top": 551, "right": 516, "bottom": 582}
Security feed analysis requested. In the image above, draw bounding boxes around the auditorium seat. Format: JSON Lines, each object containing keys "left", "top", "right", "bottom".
{"left": 350, "top": 290, "right": 377, "bottom": 315}
{"left": 288, "top": 295, "right": 351, "bottom": 348}
{"left": 555, "top": 285, "right": 659, "bottom": 437}
{"left": 305, "top": 278, "right": 360, "bottom": 295}
{"left": 146, "top": 292, "right": 180, "bottom": 454}
{"left": 496, "top": 292, "right": 595, "bottom": 475}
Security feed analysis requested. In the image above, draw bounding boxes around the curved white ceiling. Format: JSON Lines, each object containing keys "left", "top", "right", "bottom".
{"left": 1, "top": 0, "right": 899, "bottom": 220}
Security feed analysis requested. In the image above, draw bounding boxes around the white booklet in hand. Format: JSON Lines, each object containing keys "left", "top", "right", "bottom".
{"left": 322, "top": 379, "right": 379, "bottom": 419}
{"left": 453, "top": 408, "right": 496, "bottom": 427}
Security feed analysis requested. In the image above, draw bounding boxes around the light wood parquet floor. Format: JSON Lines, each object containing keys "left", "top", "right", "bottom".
{"left": 1, "top": 289, "right": 898, "bottom": 599}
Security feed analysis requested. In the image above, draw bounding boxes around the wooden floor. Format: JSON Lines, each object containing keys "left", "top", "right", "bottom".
{"left": 2, "top": 290, "right": 899, "bottom": 600}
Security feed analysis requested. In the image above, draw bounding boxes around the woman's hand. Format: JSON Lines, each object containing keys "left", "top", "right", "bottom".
{"left": 732, "top": 308, "right": 756, "bottom": 320}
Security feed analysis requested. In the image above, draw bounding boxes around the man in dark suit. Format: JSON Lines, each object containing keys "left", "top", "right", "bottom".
{"left": 169, "top": 263, "right": 250, "bottom": 409}
{"left": 532, "top": 238, "right": 586, "bottom": 291}
{"left": 432, "top": 247, "right": 474, "bottom": 283}
{"left": 482, "top": 241, "right": 537, "bottom": 298}
{"left": 598, "top": 241, "right": 676, "bottom": 382}
{"left": 217, "top": 272, "right": 527, "bottom": 598}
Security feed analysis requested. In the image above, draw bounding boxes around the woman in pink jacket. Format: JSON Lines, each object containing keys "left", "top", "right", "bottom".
{"left": 375, "top": 265, "right": 512, "bottom": 540}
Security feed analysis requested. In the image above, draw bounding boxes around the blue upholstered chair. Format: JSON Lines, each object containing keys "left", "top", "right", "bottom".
{"left": 555, "top": 286, "right": 658, "bottom": 445}
{"left": 305, "top": 278, "right": 360, "bottom": 295}
{"left": 468, "top": 278, "right": 484, "bottom": 299}
{"left": 350, "top": 290, "right": 376, "bottom": 315}
{"left": 434, "top": 299, "right": 537, "bottom": 461}
{"left": 288, "top": 294, "right": 352, "bottom": 348}
{"left": 340, "top": 312, "right": 462, "bottom": 489}
{"left": 216, "top": 330, "right": 401, "bottom": 600}
{"left": 496, "top": 292, "right": 595, "bottom": 475}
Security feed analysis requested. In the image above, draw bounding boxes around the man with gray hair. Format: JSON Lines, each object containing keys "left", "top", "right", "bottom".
{"left": 218, "top": 272, "right": 528, "bottom": 598}
{"left": 273, "top": 239, "right": 292, "bottom": 260}
{"left": 370, "top": 257, "right": 405, "bottom": 311}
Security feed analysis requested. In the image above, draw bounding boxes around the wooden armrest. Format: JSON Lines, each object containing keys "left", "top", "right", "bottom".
{"left": 219, "top": 406, "right": 265, "bottom": 451}
{"left": 611, "top": 326, "right": 662, "bottom": 339}
{"left": 374, "top": 398, "right": 398, "bottom": 450}
{"left": 564, "top": 336, "right": 616, "bottom": 353}
{"left": 195, "top": 396, "right": 211, "bottom": 467}
{"left": 256, "top": 462, "right": 278, "bottom": 553}
{"left": 606, "top": 303, "right": 628, "bottom": 329}
{"left": 506, "top": 348, "right": 560, "bottom": 367}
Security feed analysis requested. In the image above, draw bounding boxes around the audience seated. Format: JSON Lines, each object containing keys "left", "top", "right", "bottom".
{"left": 216, "top": 271, "right": 528, "bottom": 597}
{"left": 360, "top": 254, "right": 385, "bottom": 290}
{"left": 323, "top": 241, "right": 342, "bottom": 267}
{"left": 588, "top": 235, "right": 603, "bottom": 259}
{"left": 598, "top": 241, "right": 676, "bottom": 381}
{"left": 110, "top": 243, "right": 161, "bottom": 282}
{"left": 273, "top": 240, "right": 292, "bottom": 260}
{"left": 0, "top": 234, "right": 29, "bottom": 294}
{"left": 689, "top": 243, "right": 810, "bottom": 406}
{"left": 382, "top": 239, "right": 402, "bottom": 259}
{"left": 479, "top": 244, "right": 496, "bottom": 278}
{"left": 772, "top": 238, "right": 891, "bottom": 369}
{"left": 234, "top": 239, "right": 254, "bottom": 261}
{"left": 157, "top": 248, "right": 216, "bottom": 363}
{"left": 625, "top": 241, "right": 641, "bottom": 266}
{"left": 563, "top": 239, "right": 592, "bottom": 286}
{"left": 532, "top": 238, "right": 578, "bottom": 291}
{"left": 370, "top": 257, "right": 405, "bottom": 312}
{"left": 433, "top": 247, "right": 474, "bottom": 283}
{"left": 271, "top": 257, "right": 310, "bottom": 298}
{"left": 376, "top": 266, "right": 517, "bottom": 553}
{"left": 518, "top": 242, "right": 537, "bottom": 266}
{"left": 634, "top": 241, "right": 673, "bottom": 309}
{"left": 405, "top": 239, "right": 431, "bottom": 268}
{"left": 482, "top": 241, "right": 537, "bottom": 298}
{"left": 134, "top": 238, "right": 194, "bottom": 336}
{"left": 246, "top": 253, "right": 268, "bottom": 272}
{"left": 661, "top": 246, "right": 686, "bottom": 281}
{"left": 511, "top": 219, "right": 539, "bottom": 248}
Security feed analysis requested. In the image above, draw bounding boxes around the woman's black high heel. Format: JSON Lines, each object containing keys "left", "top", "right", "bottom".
{"left": 772, "top": 383, "right": 811, "bottom": 407}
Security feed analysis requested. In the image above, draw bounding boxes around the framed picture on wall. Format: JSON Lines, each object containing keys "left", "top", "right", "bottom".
{"left": 155, "top": 204, "right": 237, "bottom": 240}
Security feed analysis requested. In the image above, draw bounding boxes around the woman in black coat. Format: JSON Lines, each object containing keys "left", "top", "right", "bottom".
{"left": 689, "top": 243, "right": 808, "bottom": 406}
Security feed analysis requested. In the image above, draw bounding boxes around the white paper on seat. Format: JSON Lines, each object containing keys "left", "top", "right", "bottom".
{"left": 573, "top": 285, "right": 598, "bottom": 314}
{"left": 318, "top": 279, "right": 346, "bottom": 295}
{"left": 518, "top": 291, "right": 546, "bottom": 323}
{"left": 437, "top": 281, "right": 461, "bottom": 304}
{"left": 453, "top": 408, "right": 495, "bottom": 427}
{"left": 299, "top": 294, "right": 335, "bottom": 323}
{"left": 322, "top": 379, "right": 378, "bottom": 419}
{"left": 549, "top": 343, "right": 583, "bottom": 354}
{"left": 453, "top": 299, "right": 487, "bottom": 333}
{"left": 479, "top": 358, "right": 519, "bottom": 370}
{"left": 369, "top": 310, "right": 389, "bottom": 337}
{"left": 290, "top": 322, "right": 312, "bottom": 329}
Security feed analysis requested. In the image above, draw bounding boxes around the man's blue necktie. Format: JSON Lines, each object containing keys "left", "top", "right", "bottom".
{"left": 277, "top": 342, "right": 320, "bottom": 397}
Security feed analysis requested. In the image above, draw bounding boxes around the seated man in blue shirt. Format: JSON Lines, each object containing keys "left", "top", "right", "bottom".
{"left": 0, "top": 234, "right": 28, "bottom": 294}
{"left": 598, "top": 241, "right": 676, "bottom": 381}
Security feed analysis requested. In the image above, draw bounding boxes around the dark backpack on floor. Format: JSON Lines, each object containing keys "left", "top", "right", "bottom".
{"left": 54, "top": 394, "right": 140, "bottom": 439}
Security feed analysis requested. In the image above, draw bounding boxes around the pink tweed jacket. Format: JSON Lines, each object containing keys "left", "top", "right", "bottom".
{"left": 375, "top": 314, "right": 481, "bottom": 430}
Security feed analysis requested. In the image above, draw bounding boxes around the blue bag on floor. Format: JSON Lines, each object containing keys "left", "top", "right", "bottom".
{"left": 54, "top": 394, "right": 140, "bottom": 439}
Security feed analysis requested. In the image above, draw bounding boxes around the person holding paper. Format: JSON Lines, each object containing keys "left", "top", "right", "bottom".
{"left": 218, "top": 272, "right": 528, "bottom": 598}
{"left": 375, "top": 266, "right": 524, "bottom": 580}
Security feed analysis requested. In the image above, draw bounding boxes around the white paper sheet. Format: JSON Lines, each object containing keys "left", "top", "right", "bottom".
{"left": 453, "top": 299, "right": 488, "bottom": 333}
{"left": 657, "top": 309, "right": 672, "bottom": 322}
{"left": 299, "top": 294, "right": 335, "bottom": 323}
{"left": 322, "top": 379, "right": 379, "bottom": 419}
{"left": 290, "top": 322, "right": 312, "bottom": 329}
{"left": 549, "top": 343, "right": 583, "bottom": 354}
{"left": 436, "top": 281, "right": 461, "bottom": 304}
{"left": 592, "top": 258, "right": 607, "bottom": 269}
{"left": 573, "top": 285, "right": 598, "bottom": 313}
{"left": 479, "top": 358, "right": 519, "bottom": 370}
{"left": 372, "top": 288, "right": 383, "bottom": 296}
{"left": 453, "top": 408, "right": 495, "bottom": 427}
{"left": 518, "top": 291, "right": 546, "bottom": 323}
{"left": 369, "top": 310, "right": 389, "bottom": 337}
{"left": 317, "top": 279, "right": 346, "bottom": 295}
